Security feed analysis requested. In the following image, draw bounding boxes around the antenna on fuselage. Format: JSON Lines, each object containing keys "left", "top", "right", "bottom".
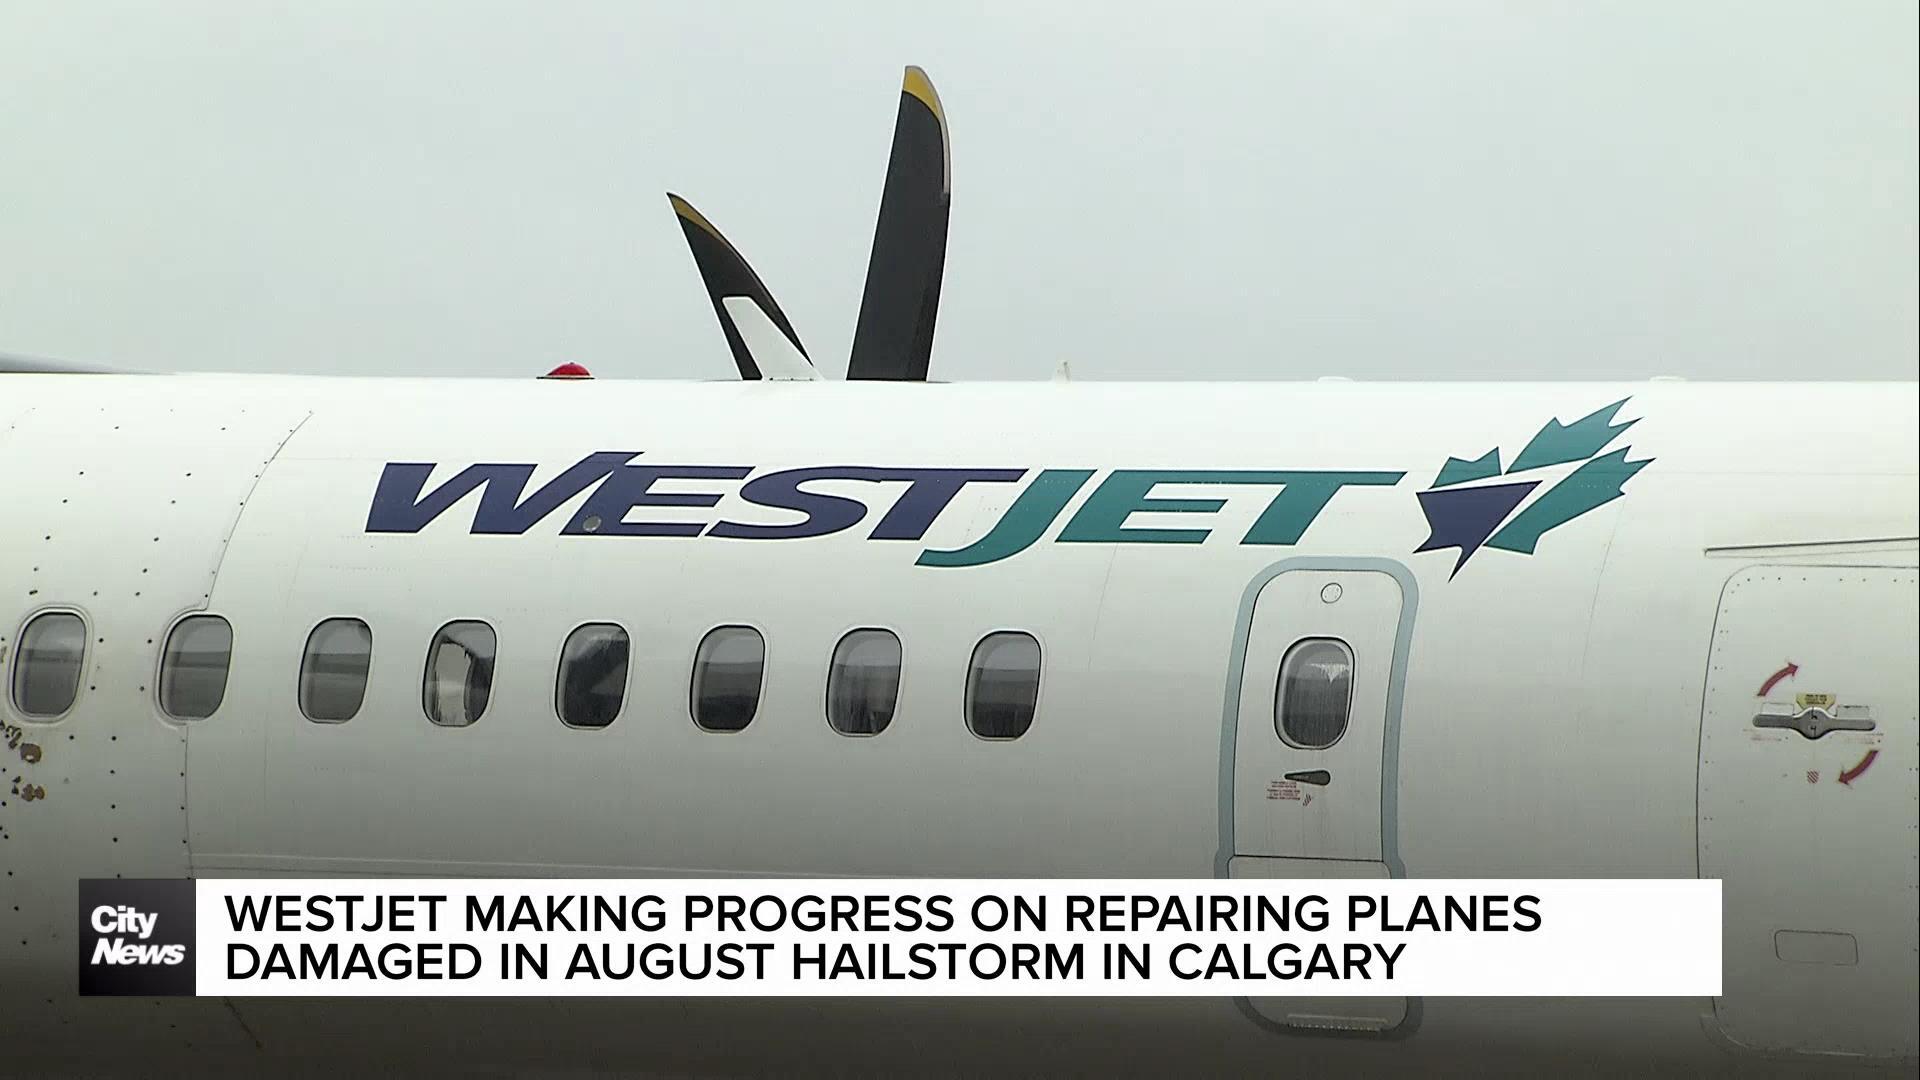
{"left": 667, "top": 66, "right": 951, "bottom": 382}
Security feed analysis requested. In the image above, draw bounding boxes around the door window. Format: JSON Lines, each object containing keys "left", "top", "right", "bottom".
{"left": 1275, "top": 637, "right": 1353, "bottom": 749}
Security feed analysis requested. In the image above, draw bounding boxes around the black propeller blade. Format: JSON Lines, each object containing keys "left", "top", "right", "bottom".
{"left": 667, "top": 66, "right": 950, "bottom": 382}
{"left": 846, "top": 66, "right": 951, "bottom": 382}
{"left": 667, "top": 193, "right": 815, "bottom": 381}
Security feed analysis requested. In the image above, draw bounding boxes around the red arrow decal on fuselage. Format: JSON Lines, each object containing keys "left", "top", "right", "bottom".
{"left": 1757, "top": 662, "right": 1799, "bottom": 697}
{"left": 1838, "top": 750, "right": 1878, "bottom": 787}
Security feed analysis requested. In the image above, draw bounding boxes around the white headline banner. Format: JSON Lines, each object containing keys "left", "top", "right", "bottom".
{"left": 193, "top": 879, "right": 1720, "bottom": 997}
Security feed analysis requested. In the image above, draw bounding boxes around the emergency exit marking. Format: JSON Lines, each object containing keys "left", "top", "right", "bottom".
{"left": 1837, "top": 750, "right": 1878, "bottom": 787}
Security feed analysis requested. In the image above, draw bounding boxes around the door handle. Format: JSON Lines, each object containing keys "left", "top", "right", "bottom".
{"left": 1752, "top": 703, "right": 1875, "bottom": 740}
{"left": 1284, "top": 770, "right": 1331, "bottom": 786}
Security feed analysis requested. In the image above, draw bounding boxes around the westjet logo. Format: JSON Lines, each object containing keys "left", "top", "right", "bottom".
{"left": 79, "top": 880, "right": 196, "bottom": 995}
{"left": 363, "top": 401, "right": 1650, "bottom": 576}
{"left": 365, "top": 456, "right": 1404, "bottom": 568}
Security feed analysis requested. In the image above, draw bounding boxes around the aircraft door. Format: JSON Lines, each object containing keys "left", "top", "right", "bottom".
{"left": 1231, "top": 566, "right": 1403, "bottom": 864}
{"left": 1223, "top": 563, "right": 1412, "bottom": 1035}
{"left": 1699, "top": 565, "right": 1918, "bottom": 1060}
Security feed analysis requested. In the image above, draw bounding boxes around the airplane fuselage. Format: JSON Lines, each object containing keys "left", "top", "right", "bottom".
{"left": 2, "top": 373, "right": 1915, "bottom": 1075}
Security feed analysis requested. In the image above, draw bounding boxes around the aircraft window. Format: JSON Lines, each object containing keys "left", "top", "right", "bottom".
{"left": 691, "top": 626, "right": 763, "bottom": 733}
{"left": 11, "top": 611, "right": 87, "bottom": 718}
{"left": 423, "top": 621, "right": 496, "bottom": 727}
{"left": 966, "top": 631, "right": 1041, "bottom": 740}
{"left": 558, "top": 623, "right": 630, "bottom": 729}
{"left": 300, "top": 619, "right": 372, "bottom": 723}
{"left": 827, "top": 628, "right": 903, "bottom": 736}
{"left": 160, "top": 615, "right": 234, "bottom": 721}
{"left": 1276, "top": 638, "right": 1353, "bottom": 749}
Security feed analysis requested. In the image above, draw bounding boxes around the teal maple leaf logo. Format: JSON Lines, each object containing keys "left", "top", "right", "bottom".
{"left": 1415, "top": 399, "right": 1652, "bottom": 577}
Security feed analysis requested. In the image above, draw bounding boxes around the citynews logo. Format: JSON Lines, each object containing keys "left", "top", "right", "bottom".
{"left": 78, "top": 879, "right": 196, "bottom": 995}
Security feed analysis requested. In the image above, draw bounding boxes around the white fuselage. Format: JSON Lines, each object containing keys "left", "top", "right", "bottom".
{"left": 1, "top": 373, "right": 1915, "bottom": 1075}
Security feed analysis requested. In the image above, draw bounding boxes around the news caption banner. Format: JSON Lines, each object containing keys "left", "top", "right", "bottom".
{"left": 78, "top": 879, "right": 1720, "bottom": 997}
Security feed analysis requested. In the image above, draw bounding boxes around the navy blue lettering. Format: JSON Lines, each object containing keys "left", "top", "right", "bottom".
{"left": 708, "top": 467, "right": 1025, "bottom": 541}
{"left": 869, "top": 469, "right": 1027, "bottom": 540}
{"left": 366, "top": 452, "right": 638, "bottom": 534}
{"left": 707, "top": 467, "right": 877, "bottom": 540}
{"left": 563, "top": 465, "right": 752, "bottom": 536}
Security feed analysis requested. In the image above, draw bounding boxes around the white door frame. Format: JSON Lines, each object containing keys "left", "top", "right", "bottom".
{"left": 1214, "top": 557, "right": 1422, "bottom": 1041}
{"left": 1215, "top": 557, "right": 1420, "bottom": 879}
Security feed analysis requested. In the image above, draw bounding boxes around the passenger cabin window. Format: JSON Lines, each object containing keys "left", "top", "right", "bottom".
{"left": 557, "top": 623, "right": 629, "bottom": 729}
{"left": 827, "top": 628, "right": 902, "bottom": 736}
{"left": 300, "top": 619, "right": 372, "bottom": 723}
{"left": 1275, "top": 638, "right": 1352, "bottom": 749}
{"left": 966, "top": 631, "right": 1041, "bottom": 740}
{"left": 424, "top": 621, "right": 495, "bottom": 727}
{"left": 691, "top": 626, "right": 763, "bottom": 732}
{"left": 11, "top": 611, "right": 87, "bottom": 718}
{"left": 160, "top": 615, "right": 234, "bottom": 721}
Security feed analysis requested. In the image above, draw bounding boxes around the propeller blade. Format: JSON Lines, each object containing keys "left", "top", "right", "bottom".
{"left": 846, "top": 66, "right": 950, "bottom": 381}
{"left": 667, "top": 193, "right": 817, "bottom": 381}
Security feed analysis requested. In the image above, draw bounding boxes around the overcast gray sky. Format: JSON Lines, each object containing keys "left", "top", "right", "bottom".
{"left": 2, "top": 1, "right": 1914, "bottom": 380}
